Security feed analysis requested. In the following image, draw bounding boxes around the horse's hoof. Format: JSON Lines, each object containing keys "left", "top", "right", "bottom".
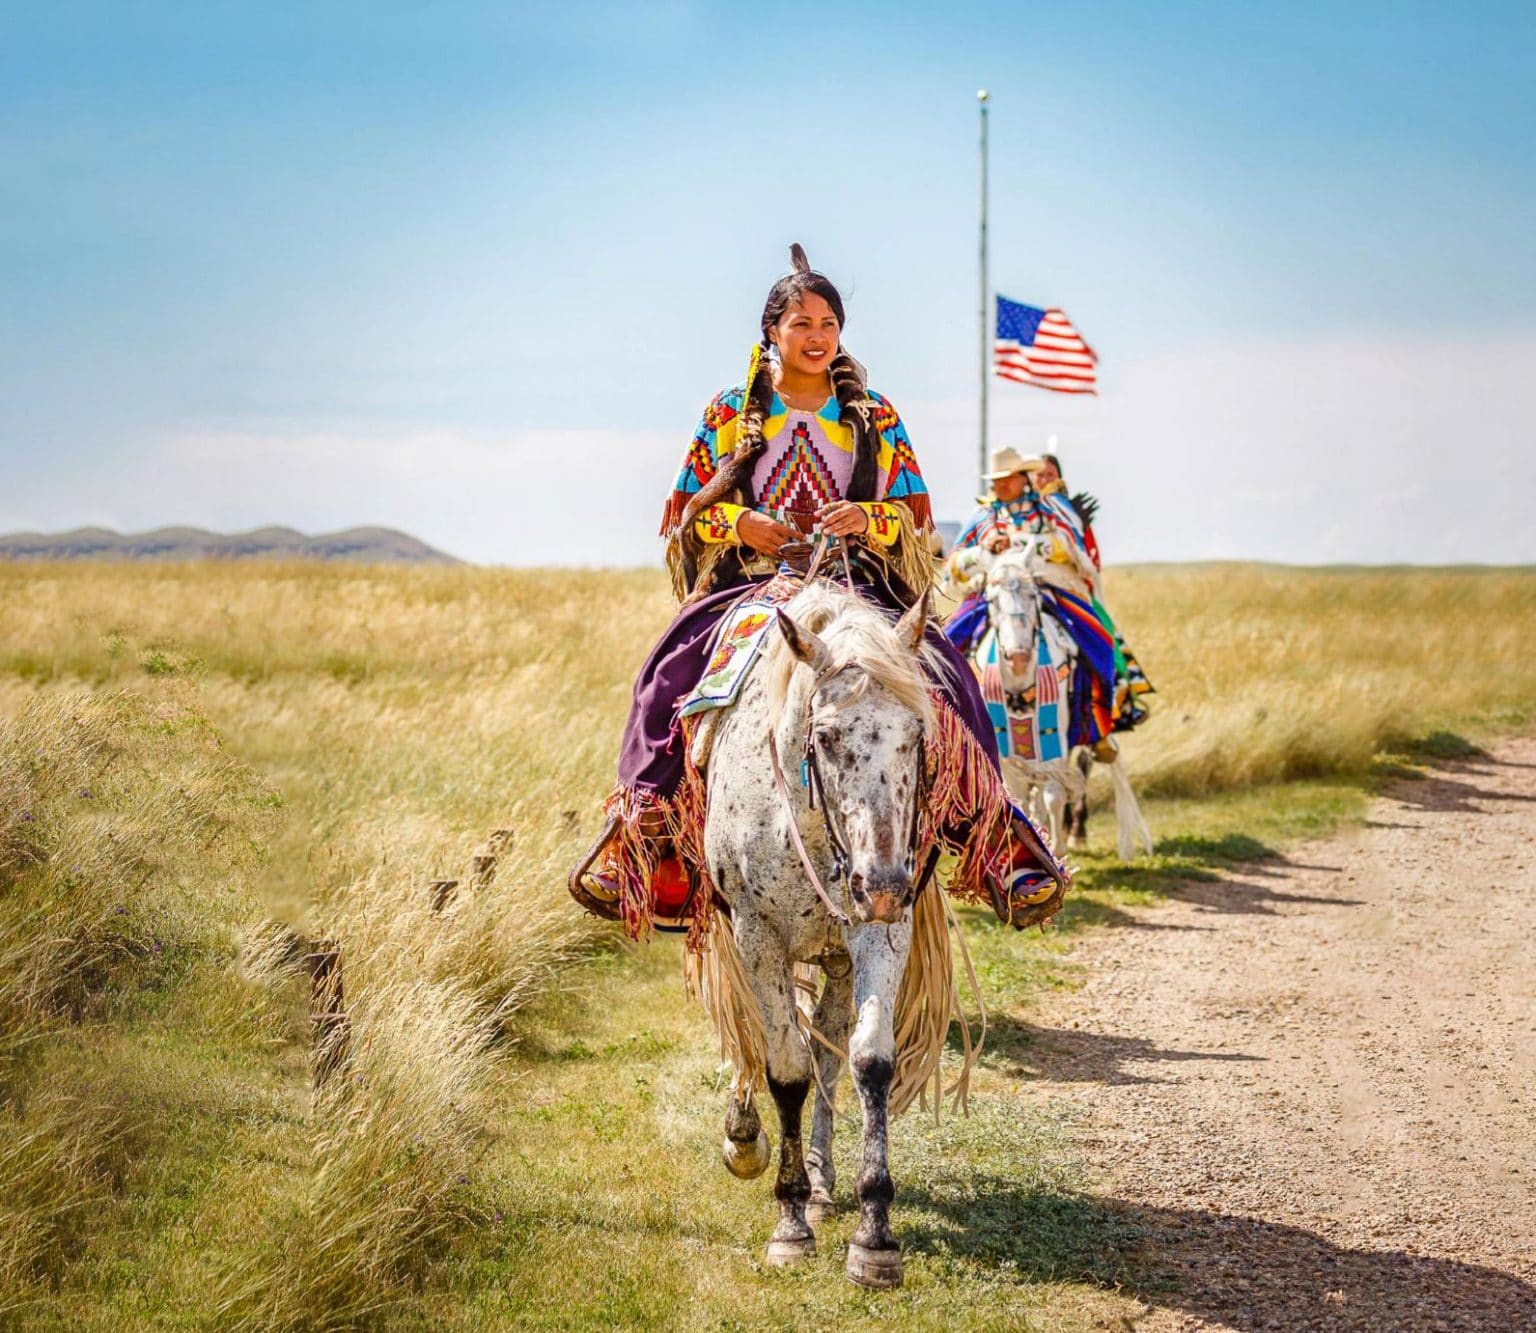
{"left": 846, "top": 1242, "right": 904, "bottom": 1289}
{"left": 765, "top": 1234, "right": 817, "bottom": 1267}
{"left": 806, "top": 1192, "right": 837, "bottom": 1226}
{"left": 1067, "top": 833, "right": 1086, "bottom": 850}
{"left": 722, "top": 1130, "right": 771, "bottom": 1180}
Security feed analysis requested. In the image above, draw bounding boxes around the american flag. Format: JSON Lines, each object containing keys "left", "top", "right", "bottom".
{"left": 994, "top": 295, "right": 1098, "bottom": 394}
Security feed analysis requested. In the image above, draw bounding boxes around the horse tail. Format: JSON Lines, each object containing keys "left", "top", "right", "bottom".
{"left": 1109, "top": 756, "right": 1154, "bottom": 859}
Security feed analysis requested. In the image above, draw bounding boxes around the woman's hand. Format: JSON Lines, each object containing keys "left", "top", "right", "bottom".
{"left": 814, "top": 501, "right": 870, "bottom": 539}
{"left": 736, "top": 510, "right": 799, "bottom": 557}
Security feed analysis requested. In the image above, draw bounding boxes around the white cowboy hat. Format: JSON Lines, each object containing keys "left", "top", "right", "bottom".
{"left": 983, "top": 446, "right": 1045, "bottom": 480}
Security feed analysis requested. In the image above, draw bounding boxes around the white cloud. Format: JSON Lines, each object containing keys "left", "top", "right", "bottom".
{"left": 5, "top": 336, "right": 1533, "bottom": 567}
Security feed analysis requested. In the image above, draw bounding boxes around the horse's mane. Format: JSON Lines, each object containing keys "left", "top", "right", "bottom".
{"left": 762, "top": 583, "right": 937, "bottom": 728}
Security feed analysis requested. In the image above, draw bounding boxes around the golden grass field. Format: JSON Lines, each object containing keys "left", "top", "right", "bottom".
{"left": 1, "top": 560, "right": 1532, "bottom": 1329}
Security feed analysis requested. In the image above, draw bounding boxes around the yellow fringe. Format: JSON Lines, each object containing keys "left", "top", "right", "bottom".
{"left": 742, "top": 341, "right": 764, "bottom": 416}
{"left": 888, "top": 512, "right": 940, "bottom": 601}
{"left": 682, "top": 913, "right": 767, "bottom": 1097}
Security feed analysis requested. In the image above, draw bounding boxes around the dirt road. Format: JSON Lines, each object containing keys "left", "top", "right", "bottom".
{"left": 1030, "top": 739, "right": 1536, "bottom": 1330}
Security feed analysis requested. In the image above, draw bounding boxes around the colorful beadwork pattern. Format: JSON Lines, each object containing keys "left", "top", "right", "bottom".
{"left": 756, "top": 422, "right": 840, "bottom": 518}
{"left": 860, "top": 501, "right": 902, "bottom": 546}
{"left": 662, "top": 382, "right": 933, "bottom": 537}
{"left": 695, "top": 502, "right": 743, "bottom": 545}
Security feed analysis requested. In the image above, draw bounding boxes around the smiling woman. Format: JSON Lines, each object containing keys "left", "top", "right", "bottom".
{"left": 569, "top": 244, "right": 1070, "bottom": 949}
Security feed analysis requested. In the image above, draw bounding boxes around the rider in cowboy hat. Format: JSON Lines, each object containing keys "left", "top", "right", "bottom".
{"left": 944, "top": 442, "right": 1152, "bottom": 753}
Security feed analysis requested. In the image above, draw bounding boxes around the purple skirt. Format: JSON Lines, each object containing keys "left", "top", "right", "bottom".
{"left": 619, "top": 576, "right": 1000, "bottom": 799}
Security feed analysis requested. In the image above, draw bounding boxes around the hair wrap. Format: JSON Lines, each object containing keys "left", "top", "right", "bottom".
{"left": 741, "top": 341, "right": 763, "bottom": 417}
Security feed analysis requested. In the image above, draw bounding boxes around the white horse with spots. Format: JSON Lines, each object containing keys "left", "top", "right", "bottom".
{"left": 697, "top": 581, "right": 936, "bottom": 1289}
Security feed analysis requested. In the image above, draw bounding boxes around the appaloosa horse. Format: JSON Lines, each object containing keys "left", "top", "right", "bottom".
{"left": 699, "top": 581, "right": 935, "bottom": 1288}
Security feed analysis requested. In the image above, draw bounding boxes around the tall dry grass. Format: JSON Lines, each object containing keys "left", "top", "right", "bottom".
{"left": 0, "top": 564, "right": 672, "bottom": 1324}
{"left": 0, "top": 559, "right": 1532, "bottom": 1324}
{"left": 215, "top": 976, "right": 502, "bottom": 1329}
{"left": 1101, "top": 564, "right": 1536, "bottom": 795}
{"left": 0, "top": 690, "right": 279, "bottom": 1311}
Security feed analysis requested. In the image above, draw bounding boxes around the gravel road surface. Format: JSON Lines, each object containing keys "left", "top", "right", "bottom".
{"left": 1031, "top": 738, "right": 1536, "bottom": 1331}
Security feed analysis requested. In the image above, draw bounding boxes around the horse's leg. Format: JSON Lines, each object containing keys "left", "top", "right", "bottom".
{"left": 736, "top": 928, "right": 817, "bottom": 1266}
{"left": 722, "top": 1090, "right": 769, "bottom": 1180}
{"left": 1041, "top": 769, "right": 1068, "bottom": 852}
{"left": 1001, "top": 755, "right": 1042, "bottom": 831}
{"left": 806, "top": 956, "right": 853, "bottom": 1223}
{"left": 1029, "top": 778, "right": 1049, "bottom": 835}
{"left": 1069, "top": 747, "right": 1093, "bottom": 849}
{"left": 844, "top": 919, "right": 912, "bottom": 1289}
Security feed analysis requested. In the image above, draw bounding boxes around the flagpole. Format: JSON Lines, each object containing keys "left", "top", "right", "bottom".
{"left": 977, "top": 88, "right": 990, "bottom": 491}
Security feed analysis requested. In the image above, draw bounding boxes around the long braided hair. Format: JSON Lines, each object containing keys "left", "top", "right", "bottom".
{"left": 669, "top": 245, "right": 882, "bottom": 599}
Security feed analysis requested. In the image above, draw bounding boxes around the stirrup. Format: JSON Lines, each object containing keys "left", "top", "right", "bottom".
{"left": 566, "top": 816, "right": 702, "bottom": 931}
{"left": 999, "top": 869, "right": 1067, "bottom": 930}
{"left": 984, "top": 809, "right": 1070, "bottom": 930}
{"left": 567, "top": 814, "right": 623, "bottom": 921}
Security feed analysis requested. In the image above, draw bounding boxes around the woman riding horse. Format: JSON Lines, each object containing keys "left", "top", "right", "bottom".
{"left": 571, "top": 246, "right": 1066, "bottom": 934}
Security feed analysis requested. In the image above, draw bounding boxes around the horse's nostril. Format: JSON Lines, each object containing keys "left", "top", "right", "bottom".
{"left": 849, "top": 870, "right": 913, "bottom": 925}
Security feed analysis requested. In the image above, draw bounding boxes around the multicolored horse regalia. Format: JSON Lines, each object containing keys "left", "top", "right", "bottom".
{"left": 944, "top": 485, "right": 1153, "bottom": 750}
{"left": 572, "top": 348, "right": 1069, "bottom": 942}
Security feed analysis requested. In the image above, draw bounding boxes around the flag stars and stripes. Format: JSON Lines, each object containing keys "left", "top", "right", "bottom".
{"left": 994, "top": 295, "right": 1098, "bottom": 394}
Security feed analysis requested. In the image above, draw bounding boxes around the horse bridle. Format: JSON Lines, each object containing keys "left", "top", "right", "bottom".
{"left": 766, "top": 536, "right": 937, "bottom": 927}
{"left": 989, "top": 546, "right": 1043, "bottom": 651}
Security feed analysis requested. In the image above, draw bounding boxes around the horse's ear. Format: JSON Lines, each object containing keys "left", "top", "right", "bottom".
{"left": 894, "top": 590, "right": 931, "bottom": 656}
{"left": 776, "top": 609, "right": 832, "bottom": 672}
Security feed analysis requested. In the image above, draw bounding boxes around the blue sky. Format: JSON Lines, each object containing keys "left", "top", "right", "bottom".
{"left": 4, "top": 2, "right": 1534, "bottom": 564}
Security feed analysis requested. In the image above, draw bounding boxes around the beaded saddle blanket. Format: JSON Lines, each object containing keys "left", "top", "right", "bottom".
{"left": 678, "top": 577, "right": 801, "bottom": 720}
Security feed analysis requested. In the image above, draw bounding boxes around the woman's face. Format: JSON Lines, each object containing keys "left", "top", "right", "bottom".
{"left": 770, "top": 292, "right": 840, "bottom": 379}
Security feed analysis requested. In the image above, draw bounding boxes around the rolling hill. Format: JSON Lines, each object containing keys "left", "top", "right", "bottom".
{"left": 0, "top": 525, "right": 460, "bottom": 563}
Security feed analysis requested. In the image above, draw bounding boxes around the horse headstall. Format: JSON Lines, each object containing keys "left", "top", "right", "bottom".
{"left": 796, "top": 664, "right": 931, "bottom": 893}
